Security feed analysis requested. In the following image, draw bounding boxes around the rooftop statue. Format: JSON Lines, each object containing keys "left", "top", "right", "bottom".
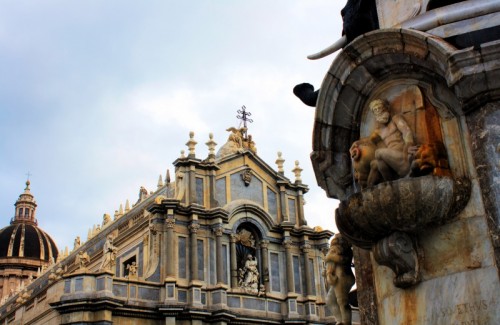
{"left": 99, "top": 236, "right": 118, "bottom": 272}
{"left": 216, "top": 126, "right": 257, "bottom": 158}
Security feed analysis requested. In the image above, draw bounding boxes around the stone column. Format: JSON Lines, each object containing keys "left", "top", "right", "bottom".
{"left": 189, "top": 165, "right": 197, "bottom": 205}
{"left": 166, "top": 217, "right": 176, "bottom": 278}
{"left": 283, "top": 239, "right": 294, "bottom": 293}
{"left": 279, "top": 185, "right": 288, "bottom": 222}
{"left": 230, "top": 234, "right": 238, "bottom": 288}
{"left": 297, "top": 189, "right": 306, "bottom": 226}
{"left": 301, "top": 243, "right": 312, "bottom": 296}
{"left": 260, "top": 240, "right": 270, "bottom": 291}
{"left": 189, "top": 222, "right": 200, "bottom": 281}
{"left": 214, "top": 226, "right": 225, "bottom": 284}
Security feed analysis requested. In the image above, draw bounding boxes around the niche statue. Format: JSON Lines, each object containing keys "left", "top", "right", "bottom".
{"left": 351, "top": 99, "right": 415, "bottom": 188}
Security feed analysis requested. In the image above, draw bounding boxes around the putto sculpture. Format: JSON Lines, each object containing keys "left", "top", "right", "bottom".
{"left": 324, "top": 234, "right": 355, "bottom": 325}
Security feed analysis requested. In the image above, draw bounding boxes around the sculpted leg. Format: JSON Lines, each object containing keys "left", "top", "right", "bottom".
{"left": 367, "top": 160, "right": 382, "bottom": 187}
{"left": 375, "top": 148, "right": 409, "bottom": 180}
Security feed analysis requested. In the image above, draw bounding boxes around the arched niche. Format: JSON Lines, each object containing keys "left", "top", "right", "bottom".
{"left": 229, "top": 215, "right": 266, "bottom": 292}
{"left": 312, "top": 28, "right": 470, "bottom": 200}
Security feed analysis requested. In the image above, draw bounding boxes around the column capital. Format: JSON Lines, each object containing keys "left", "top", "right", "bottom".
{"left": 188, "top": 222, "right": 200, "bottom": 234}
{"left": 301, "top": 243, "right": 312, "bottom": 253}
{"left": 260, "top": 240, "right": 269, "bottom": 249}
{"left": 283, "top": 239, "right": 293, "bottom": 249}
{"left": 213, "top": 225, "right": 224, "bottom": 237}
{"left": 166, "top": 217, "right": 176, "bottom": 229}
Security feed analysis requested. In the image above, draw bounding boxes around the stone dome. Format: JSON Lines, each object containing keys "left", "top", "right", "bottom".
{"left": 0, "top": 180, "right": 58, "bottom": 266}
{"left": 0, "top": 223, "right": 58, "bottom": 263}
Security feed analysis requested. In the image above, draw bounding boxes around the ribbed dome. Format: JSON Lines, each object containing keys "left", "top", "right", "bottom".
{"left": 0, "top": 223, "right": 58, "bottom": 262}
{"left": 0, "top": 180, "right": 59, "bottom": 266}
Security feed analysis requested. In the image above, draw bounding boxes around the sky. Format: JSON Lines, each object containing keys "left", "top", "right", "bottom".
{"left": 0, "top": 1, "right": 345, "bottom": 251}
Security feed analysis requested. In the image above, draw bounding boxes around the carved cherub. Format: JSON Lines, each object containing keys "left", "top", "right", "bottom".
{"left": 126, "top": 261, "right": 138, "bottom": 279}
{"left": 324, "top": 234, "right": 355, "bottom": 325}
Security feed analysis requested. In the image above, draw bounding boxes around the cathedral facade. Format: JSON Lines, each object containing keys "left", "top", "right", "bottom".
{"left": 0, "top": 128, "right": 334, "bottom": 324}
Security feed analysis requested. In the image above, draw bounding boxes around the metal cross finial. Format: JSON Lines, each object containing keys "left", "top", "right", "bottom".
{"left": 237, "top": 105, "right": 253, "bottom": 128}
{"left": 237, "top": 105, "right": 253, "bottom": 139}
{"left": 26, "top": 171, "right": 32, "bottom": 180}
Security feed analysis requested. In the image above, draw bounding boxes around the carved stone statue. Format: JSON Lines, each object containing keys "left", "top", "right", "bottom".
{"left": 350, "top": 139, "right": 377, "bottom": 189}
{"left": 238, "top": 254, "right": 259, "bottom": 293}
{"left": 244, "top": 134, "right": 257, "bottom": 154}
{"left": 409, "top": 142, "right": 449, "bottom": 177}
{"left": 227, "top": 126, "right": 245, "bottom": 149}
{"left": 367, "top": 99, "right": 414, "bottom": 185}
{"left": 48, "top": 266, "right": 66, "bottom": 284}
{"left": 324, "top": 234, "right": 355, "bottom": 325}
{"left": 75, "top": 250, "right": 90, "bottom": 271}
{"left": 99, "top": 236, "right": 118, "bottom": 272}
{"left": 74, "top": 236, "right": 81, "bottom": 249}
{"left": 138, "top": 186, "right": 149, "bottom": 202}
{"left": 126, "top": 261, "right": 138, "bottom": 280}
{"left": 216, "top": 126, "right": 258, "bottom": 158}
{"left": 235, "top": 229, "right": 255, "bottom": 248}
{"left": 102, "top": 213, "right": 111, "bottom": 227}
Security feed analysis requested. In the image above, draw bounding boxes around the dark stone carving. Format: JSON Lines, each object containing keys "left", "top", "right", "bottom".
{"left": 341, "top": 0, "right": 379, "bottom": 44}
{"left": 373, "top": 232, "right": 421, "bottom": 288}
{"left": 293, "top": 83, "right": 319, "bottom": 107}
{"left": 241, "top": 168, "right": 252, "bottom": 186}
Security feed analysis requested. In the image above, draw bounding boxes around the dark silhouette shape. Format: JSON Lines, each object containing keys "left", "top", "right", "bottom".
{"left": 341, "top": 0, "right": 379, "bottom": 44}
{"left": 293, "top": 83, "right": 319, "bottom": 107}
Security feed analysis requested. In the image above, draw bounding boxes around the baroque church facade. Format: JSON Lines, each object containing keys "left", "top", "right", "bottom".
{"left": 0, "top": 126, "right": 335, "bottom": 324}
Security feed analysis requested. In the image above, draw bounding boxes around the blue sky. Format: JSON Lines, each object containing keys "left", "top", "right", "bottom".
{"left": 0, "top": 1, "right": 344, "bottom": 251}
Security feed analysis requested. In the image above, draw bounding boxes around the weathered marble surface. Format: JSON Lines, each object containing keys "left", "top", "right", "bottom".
{"left": 467, "top": 103, "right": 500, "bottom": 275}
{"left": 375, "top": 266, "right": 500, "bottom": 324}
